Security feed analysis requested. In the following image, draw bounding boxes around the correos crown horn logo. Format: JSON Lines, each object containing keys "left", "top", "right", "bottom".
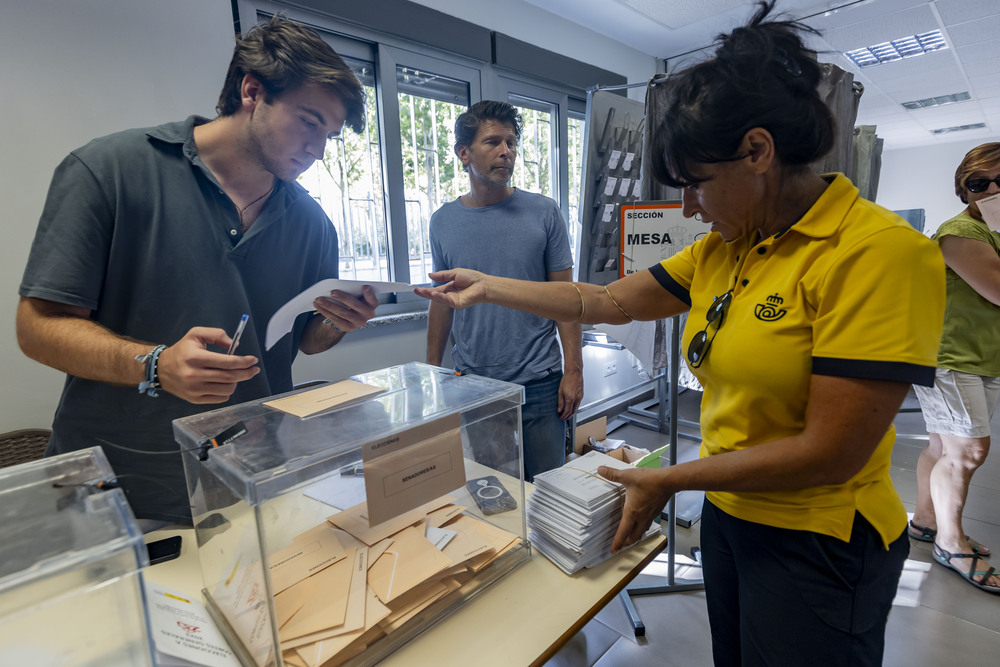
{"left": 754, "top": 293, "right": 787, "bottom": 321}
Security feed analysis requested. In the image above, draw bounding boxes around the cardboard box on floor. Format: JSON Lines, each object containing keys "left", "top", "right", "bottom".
{"left": 574, "top": 417, "right": 650, "bottom": 464}
{"left": 605, "top": 445, "right": 649, "bottom": 464}
{"left": 573, "top": 417, "right": 607, "bottom": 456}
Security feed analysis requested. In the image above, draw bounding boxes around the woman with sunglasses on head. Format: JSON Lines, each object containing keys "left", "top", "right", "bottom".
{"left": 909, "top": 142, "right": 1000, "bottom": 595}
{"left": 417, "top": 2, "right": 944, "bottom": 663}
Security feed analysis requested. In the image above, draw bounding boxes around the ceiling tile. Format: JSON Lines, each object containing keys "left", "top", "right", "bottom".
{"left": 821, "top": 5, "right": 939, "bottom": 52}
{"left": 618, "top": 0, "right": 747, "bottom": 30}
{"left": 955, "top": 38, "right": 1000, "bottom": 65}
{"left": 969, "top": 72, "right": 1000, "bottom": 90}
{"left": 978, "top": 97, "right": 1000, "bottom": 112}
{"left": 857, "top": 94, "right": 900, "bottom": 114}
{"left": 909, "top": 106, "right": 985, "bottom": 126}
{"left": 805, "top": 0, "right": 929, "bottom": 32}
{"left": 855, "top": 49, "right": 955, "bottom": 84}
{"left": 975, "top": 83, "right": 1000, "bottom": 99}
{"left": 876, "top": 66, "right": 968, "bottom": 96}
{"left": 946, "top": 15, "right": 1000, "bottom": 47}
{"left": 934, "top": 0, "right": 1000, "bottom": 27}
{"left": 963, "top": 58, "right": 996, "bottom": 79}
{"left": 526, "top": 0, "right": 999, "bottom": 151}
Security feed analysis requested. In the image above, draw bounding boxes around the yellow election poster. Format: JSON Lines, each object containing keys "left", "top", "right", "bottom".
{"left": 619, "top": 202, "right": 706, "bottom": 278}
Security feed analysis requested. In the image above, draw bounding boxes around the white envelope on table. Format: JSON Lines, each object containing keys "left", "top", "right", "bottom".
{"left": 265, "top": 278, "right": 415, "bottom": 350}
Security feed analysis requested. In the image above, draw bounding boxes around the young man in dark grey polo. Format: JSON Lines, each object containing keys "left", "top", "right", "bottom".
{"left": 16, "top": 17, "right": 378, "bottom": 525}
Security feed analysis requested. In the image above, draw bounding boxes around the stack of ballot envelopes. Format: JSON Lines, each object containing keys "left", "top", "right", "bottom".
{"left": 527, "top": 450, "right": 659, "bottom": 575}
{"left": 267, "top": 493, "right": 521, "bottom": 667}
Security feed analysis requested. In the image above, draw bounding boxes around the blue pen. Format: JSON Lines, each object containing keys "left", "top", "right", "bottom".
{"left": 226, "top": 314, "right": 249, "bottom": 355}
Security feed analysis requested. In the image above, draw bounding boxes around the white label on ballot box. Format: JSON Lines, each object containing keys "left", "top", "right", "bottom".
{"left": 364, "top": 428, "right": 466, "bottom": 526}
{"left": 361, "top": 413, "right": 460, "bottom": 461}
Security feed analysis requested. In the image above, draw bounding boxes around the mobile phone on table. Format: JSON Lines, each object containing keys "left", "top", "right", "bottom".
{"left": 466, "top": 476, "right": 517, "bottom": 515}
{"left": 146, "top": 535, "right": 183, "bottom": 565}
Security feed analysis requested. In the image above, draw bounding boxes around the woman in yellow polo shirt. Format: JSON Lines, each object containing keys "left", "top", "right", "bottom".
{"left": 416, "top": 2, "right": 945, "bottom": 665}
{"left": 910, "top": 143, "right": 1000, "bottom": 594}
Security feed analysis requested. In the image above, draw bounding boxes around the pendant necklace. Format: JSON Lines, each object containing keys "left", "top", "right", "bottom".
{"left": 238, "top": 179, "right": 277, "bottom": 231}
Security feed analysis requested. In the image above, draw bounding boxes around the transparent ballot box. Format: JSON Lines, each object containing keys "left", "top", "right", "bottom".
{"left": 175, "top": 363, "right": 529, "bottom": 666}
{"left": 0, "top": 447, "right": 153, "bottom": 666}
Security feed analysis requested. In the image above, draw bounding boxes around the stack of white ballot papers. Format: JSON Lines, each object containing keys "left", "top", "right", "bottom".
{"left": 527, "top": 450, "right": 659, "bottom": 574}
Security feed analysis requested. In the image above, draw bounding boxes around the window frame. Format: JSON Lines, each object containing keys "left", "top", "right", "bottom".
{"left": 496, "top": 78, "right": 567, "bottom": 219}
{"left": 234, "top": 0, "right": 594, "bottom": 311}
{"left": 376, "top": 45, "right": 482, "bottom": 287}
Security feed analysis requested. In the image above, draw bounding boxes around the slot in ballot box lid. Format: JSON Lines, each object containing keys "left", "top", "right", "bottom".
{"left": 173, "top": 362, "right": 525, "bottom": 506}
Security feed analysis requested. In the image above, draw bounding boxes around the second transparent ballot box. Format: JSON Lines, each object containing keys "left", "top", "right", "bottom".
{"left": 0, "top": 447, "right": 153, "bottom": 666}
{"left": 175, "top": 362, "right": 528, "bottom": 666}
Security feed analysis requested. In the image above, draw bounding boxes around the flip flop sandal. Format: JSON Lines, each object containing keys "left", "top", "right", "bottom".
{"left": 932, "top": 543, "right": 1000, "bottom": 594}
{"left": 908, "top": 521, "right": 991, "bottom": 557}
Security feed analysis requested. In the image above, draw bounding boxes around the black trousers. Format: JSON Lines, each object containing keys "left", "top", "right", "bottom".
{"left": 700, "top": 498, "right": 909, "bottom": 667}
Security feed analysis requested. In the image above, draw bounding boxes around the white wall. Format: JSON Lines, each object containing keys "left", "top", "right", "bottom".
{"left": 876, "top": 136, "right": 1000, "bottom": 236}
{"left": 0, "top": 0, "right": 235, "bottom": 431}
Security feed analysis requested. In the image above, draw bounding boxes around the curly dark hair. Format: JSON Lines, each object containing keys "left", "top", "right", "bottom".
{"left": 216, "top": 16, "right": 365, "bottom": 133}
{"left": 650, "top": 1, "right": 834, "bottom": 187}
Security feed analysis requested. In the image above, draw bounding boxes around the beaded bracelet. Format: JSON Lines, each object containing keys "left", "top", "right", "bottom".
{"left": 136, "top": 344, "right": 167, "bottom": 397}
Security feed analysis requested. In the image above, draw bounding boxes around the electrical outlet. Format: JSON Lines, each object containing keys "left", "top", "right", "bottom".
{"left": 604, "top": 362, "right": 617, "bottom": 377}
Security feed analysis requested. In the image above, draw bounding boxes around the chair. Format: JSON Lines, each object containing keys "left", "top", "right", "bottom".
{"left": 0, "top": 429, "right": 52, "bottom": 469}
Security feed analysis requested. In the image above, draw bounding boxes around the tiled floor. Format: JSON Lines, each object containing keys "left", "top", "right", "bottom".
{"left": 546, "top": 389, "right": 1000, "bottom": 666}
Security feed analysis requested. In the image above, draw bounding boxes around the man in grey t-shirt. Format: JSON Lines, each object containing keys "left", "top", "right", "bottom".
{"left": 426, "top": 101, "right": 583, "bottom": 481}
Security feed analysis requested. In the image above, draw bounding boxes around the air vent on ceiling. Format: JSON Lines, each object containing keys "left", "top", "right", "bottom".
{"left": 845, "top": 30, "right": 948, "bottom": 68}
{"left": 902, "top": 91, "right": 972, "bottom": 110}
{"left": 931, "top": 123, "right": 986, "bottom": 135}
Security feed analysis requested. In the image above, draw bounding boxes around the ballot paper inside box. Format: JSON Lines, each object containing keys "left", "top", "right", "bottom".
{"left": 174, "top": 362, "right": 529, "bottom": 667}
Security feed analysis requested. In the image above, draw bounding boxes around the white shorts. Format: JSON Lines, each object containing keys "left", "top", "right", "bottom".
{"left": 913, "top": 368, "right": 1000, "bottom": 438}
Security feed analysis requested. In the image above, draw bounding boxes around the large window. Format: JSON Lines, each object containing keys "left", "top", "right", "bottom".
{"left": 567, "top": 113, "right": 586, "bottom": 263}
{"left": 241, "top": 4, "right": 593, "bottom": 302}
{"left": 297, "top": 60, "right": 389, "bottom": 282}
{"left": 396, "top": 66, "right": 470, "bottom": 283}
{"left": 509, "top": 95, "right": 584, "bottom": 265}
{"left": 510, "top": 95, "right": 556, "bottom": 200}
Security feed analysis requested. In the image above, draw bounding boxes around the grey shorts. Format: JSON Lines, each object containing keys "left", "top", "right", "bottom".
{"left": 913, "top": 368, "right": 1000, "bottom": 438}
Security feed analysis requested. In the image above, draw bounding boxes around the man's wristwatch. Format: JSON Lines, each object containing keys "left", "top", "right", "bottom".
{"left": 135, "top": 344, "right": 167, "bottom": 397}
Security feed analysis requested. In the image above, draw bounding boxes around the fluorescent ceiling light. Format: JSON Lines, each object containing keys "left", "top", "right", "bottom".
{"left": 902, "top": 92, "right": 972, "bottom": 110}
{"left": 931, "top": 123, "right": 986, "bottom": 135}
{"left": 845, "top": 30, "right": 948, "bottom": 68}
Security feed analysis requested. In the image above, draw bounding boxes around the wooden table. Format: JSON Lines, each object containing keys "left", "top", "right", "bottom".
{"left": 145, "top": 513, "right": 666, "bottom": 666}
